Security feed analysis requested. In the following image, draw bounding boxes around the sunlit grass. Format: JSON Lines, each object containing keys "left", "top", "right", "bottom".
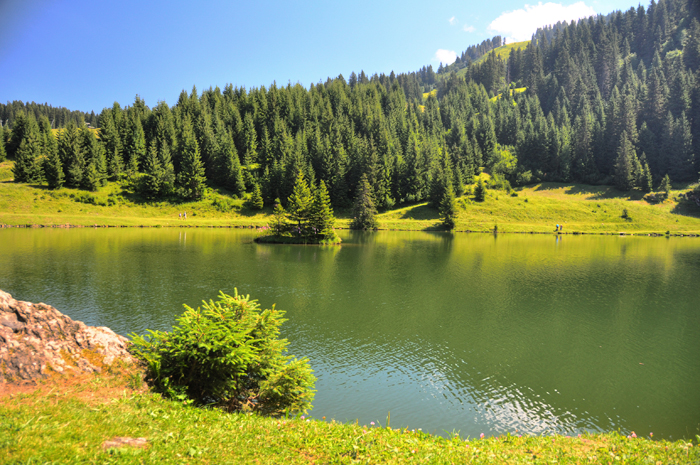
{"left": 1, "top": 160, "right": 699, "bottom": 234}
{"left": 1, "top": 369, "right": 697, "bottom": 464}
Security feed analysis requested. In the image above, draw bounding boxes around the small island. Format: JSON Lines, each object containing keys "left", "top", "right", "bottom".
{"left": 255, "top": 171, "right": 342, "bottom": 245}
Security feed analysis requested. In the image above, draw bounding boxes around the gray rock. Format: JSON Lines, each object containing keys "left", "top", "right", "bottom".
{"left": 0, "top": 289, "right": 133, "bottom": 385}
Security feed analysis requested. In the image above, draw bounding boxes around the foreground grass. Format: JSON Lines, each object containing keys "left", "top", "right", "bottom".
{"left": 2, "top": 160, "right": 700, "bottom": 234}
{"left": 1, "top": 370, "right": 697, "bottom": 464}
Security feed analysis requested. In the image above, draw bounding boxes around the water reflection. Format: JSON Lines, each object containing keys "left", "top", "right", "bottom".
{"left": 0, "top": 229, "right": 698, "bottom": 440}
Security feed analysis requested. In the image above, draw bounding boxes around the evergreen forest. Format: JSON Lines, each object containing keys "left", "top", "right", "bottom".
{"left": 2, "top": 0, "right": 700, "bottom": 214}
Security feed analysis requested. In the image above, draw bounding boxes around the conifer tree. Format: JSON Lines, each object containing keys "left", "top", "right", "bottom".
{"left": 614, "top": 131, "right": 636, "bottom": 191}
{"left": 80, "top": 125, "right": 106, "bottom": 191}
{"left": 158, "top": 143, "right": 176, "bottom": 195}
{"left": 177, "top": 116, "right": 207, "bottom": 200}
{"left": 642, "top": 161, "right": 653, "bottom": 193}
{"left": 12, "top": 138, "right": 39, "bottom": 183}
{"left": 287, "top": 171, "right": 312, "bottom": 232}
{"left": 351, "top": 174, "right": 378, "bottom": 230}
{"left": 439, "top": 184, "right": 457, "bottom": 230}
{"left": 108, "top": 147, "right": 124, "bottom": 181}
{"left": 142, "top": 139, "right": 164, "bottom": 199}
{"left": 249, "top": 183, "right": 264, "bottom": 210}
{"left": 43, "top": 144, "right": 64, "bottom": 189}
{"left": 271, "top": 198, "right": 287, "bottom": 235}
{"left": 0, "top": 132, "right": 6, "bottom": 162}
{"left": 309, "top": 180, "right": 335, "bottom": 237}
{"left": 58, "top": 121, "right": 84, "bottom": 188}
{"left": 474, "top": 177, "right": 487, "bottom": 201}
{"left": 658, "top": 174, "right": 672, "bottom": 199}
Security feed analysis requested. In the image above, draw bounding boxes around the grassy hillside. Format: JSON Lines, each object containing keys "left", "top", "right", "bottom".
{"left": 457, "top": 40, "right": 530, "bottom": 79}
{"left": 1, "top": 368, "right": 697, "bottom": 464}
{"left": 1, "top": 160, "right": 699, "bottom": 234}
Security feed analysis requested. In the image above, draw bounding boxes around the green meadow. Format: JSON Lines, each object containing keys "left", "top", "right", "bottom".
{"left": 1, "top": 368, "right": 697, "bottom": 464}
{"left": 2, "top": 160, "right": 699, "bottom": 234}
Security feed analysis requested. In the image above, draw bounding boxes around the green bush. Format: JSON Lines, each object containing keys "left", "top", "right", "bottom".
{"left": 130, "top": 290, "right": 316, "bottom": 416}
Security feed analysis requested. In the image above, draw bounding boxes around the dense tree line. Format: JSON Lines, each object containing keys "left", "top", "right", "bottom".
{"left": 0, "top": 101, "right": 98, "bottom": 129}
{"left": 2, "top": 0, "right": 698, "bottom": 211}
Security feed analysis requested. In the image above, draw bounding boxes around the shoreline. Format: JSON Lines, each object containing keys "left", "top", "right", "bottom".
{"left": 1, "top": 222, "right": 698, "bottom": 237}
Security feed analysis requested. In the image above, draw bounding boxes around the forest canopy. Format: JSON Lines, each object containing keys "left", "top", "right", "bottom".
{"left": 2, "top": 0, "right": 698, "bottom": 209}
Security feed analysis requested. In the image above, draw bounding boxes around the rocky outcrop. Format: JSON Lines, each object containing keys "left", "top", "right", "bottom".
{"left": 0, "top": 290, "right": 133, "bottom": 385}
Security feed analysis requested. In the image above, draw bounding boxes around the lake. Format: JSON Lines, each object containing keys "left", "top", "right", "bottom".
{"left": 1, "top": 228, "right": 698, "bottom": 440}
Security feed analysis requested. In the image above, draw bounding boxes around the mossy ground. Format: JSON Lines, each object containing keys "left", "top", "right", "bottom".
{"left": 2, "top": 160, "right": 699, "bottom": 235}
{"left": 1, "top": 368, "right": 697, "bottom": 464}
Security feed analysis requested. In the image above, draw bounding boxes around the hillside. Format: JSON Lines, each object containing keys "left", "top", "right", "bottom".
{"left": 2, "top": 160, "right": 699, "bottom": 234}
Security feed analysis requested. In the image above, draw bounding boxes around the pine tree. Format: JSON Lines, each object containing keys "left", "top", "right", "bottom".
{"left": 12, "top": 138, "right": 39, "bottom": 183}
{"left": 58, "top": 121, "right": 84, "bottom": 188}
{"left": 43, "top": 144, "right": 64, "bottom": 189}
{"left": 177, "top": 116, "right": 207, "bottom": 200}
{"left": 658, "top": 174, "right": 672, "bottom": 199}
{"left": 0, "top": 132, "right": 6, "bottom": 162}
{"left": 474, "top": 177, "right": 487, "bottom": 201}
{"left": 439, "top": 184, "right": 457, "bottom": 230}
{"left": 351, "top": 174, "right": 378, "bottom": 230}
{"left": 271, "top": 198, "right": 287, "bottom": 236}
{"left": 80, "top": 125, "right": 106, "bottom": 191}
{"left": 248, "top": 183, "right": 264, "bottom": 210}
{"left": 309, "top": 180, "right": 335, "bottom": 237}
{"left": 614, "top": 131, "right": 636, "bottom": 191}
{"left": 141, "top": 139, "right": 164, "bottom": 199}
{"left": 642, "top": 161, "right": 653, "bottom": 193}
{"left": 287, "top": 170, "right": 312, "bottom": 232}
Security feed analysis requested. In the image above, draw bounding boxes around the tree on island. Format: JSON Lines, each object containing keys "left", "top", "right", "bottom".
{"left": 351, "top": 173, "right": 378, "bottom": 230}
{"left": 287, "top": 170, "right": 312, "bottom": 233}
{"left": 271, "top": 198, "right": 287, "bottom": 236}
{"left": 309, "top": 180, "right": 335, "bottom": 236}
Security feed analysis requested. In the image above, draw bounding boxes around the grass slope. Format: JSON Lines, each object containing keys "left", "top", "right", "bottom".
{"left": 2, "top": 161, "right": 699, "bottom": 234}
{"left": 1, "top": 369, "right": 697, "bottom": 464}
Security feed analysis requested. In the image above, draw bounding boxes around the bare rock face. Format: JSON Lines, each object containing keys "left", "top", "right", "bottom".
{"left": 0, "top": 290, "right": 133, "bottom": 385}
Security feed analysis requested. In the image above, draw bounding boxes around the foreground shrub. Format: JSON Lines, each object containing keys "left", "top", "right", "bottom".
{"left": 130, "top": 290, "right": 315, "bottom": 415}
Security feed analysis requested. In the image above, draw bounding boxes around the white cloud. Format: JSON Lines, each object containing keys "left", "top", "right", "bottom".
{"left": 449, "top": 16, "right": 457, "bottom": 25}
{"left": 434, "top": 49, "right": 458, "bottom": 64}
{"left": 463, "top": 25, "right": 476, "bottom": 32}
{"left": 488, "top": 2, "right": 596, "bottom": 42}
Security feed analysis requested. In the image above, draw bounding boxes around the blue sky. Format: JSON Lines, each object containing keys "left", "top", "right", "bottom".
{"left": 1, "top": 0, "right": 635, "bottom": 114}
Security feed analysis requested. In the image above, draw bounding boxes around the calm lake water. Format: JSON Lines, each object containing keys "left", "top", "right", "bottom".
{"left": 1, "top": 228, "right": 699, "bottom": 440}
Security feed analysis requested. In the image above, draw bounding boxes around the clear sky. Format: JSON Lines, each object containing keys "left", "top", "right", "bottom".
{"left": 1, "top": 0, "right": 636, "bottom": 114}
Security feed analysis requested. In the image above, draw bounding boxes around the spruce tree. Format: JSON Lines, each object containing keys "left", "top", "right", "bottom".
{"left": 287, "top": 171, "right": 312, "bottom": 232}
{"left": 177, "top": 116, "right": 207, "bottom": 200}
{"left": 439, "top": 185, "right": 457, "bottom": 230}
{"left": 351, "top": 174, "right": 378, "bottom": 230}
{"left": 0, "top": 132, "right": 6, "bottom": 162}
{"left": 80, "top": 125, "right": 106, "bottom": 191}
{"left": 614, "top": 131, "right": 635, "bottom": 191}
{"left": 43, "top": 145, "right": 64, "bottom": 189}
{"left": 271, "top": 198, "right": 287, "bottom": 236}
{"left": 58, "top": 121, "right": 84, "bottom": 188}
{"left": 474, "top": 177, "right": 487, "bottom": 201}
{"left": 141, "top": 139, "right": 164, "bottom": 199}
{"left": 12, "top": 138, "right": 39, "bottom": 183}
{"left": 658, "top": 174, "right": 672, "bottom": 199}
{"left": 642, "top": 161, "right": 653, "bottom": 193}
{"left": 309, "top": 180, "right": 335, "bottom": 237}
{"left": 158, "top": 143, "right": 176, "bottom": 195}
{"left": 249, "top": 183, "right": 264, "bottom": 210}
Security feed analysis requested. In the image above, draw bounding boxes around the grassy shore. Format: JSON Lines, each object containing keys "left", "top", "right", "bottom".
{"left": 1, "top": 368, "right": 697, "bottom": 464}
{"left": 2, "top": 160, "right": 700, "bottom": 235}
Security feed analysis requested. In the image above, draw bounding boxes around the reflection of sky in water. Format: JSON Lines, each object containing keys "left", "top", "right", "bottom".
{"left": 0, "top": 229, "right": 698, "bottom": 440}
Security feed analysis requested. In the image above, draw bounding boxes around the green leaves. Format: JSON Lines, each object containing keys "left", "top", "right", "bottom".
{"left": 130, "top": 290, "right": 315, "bottom": 416}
